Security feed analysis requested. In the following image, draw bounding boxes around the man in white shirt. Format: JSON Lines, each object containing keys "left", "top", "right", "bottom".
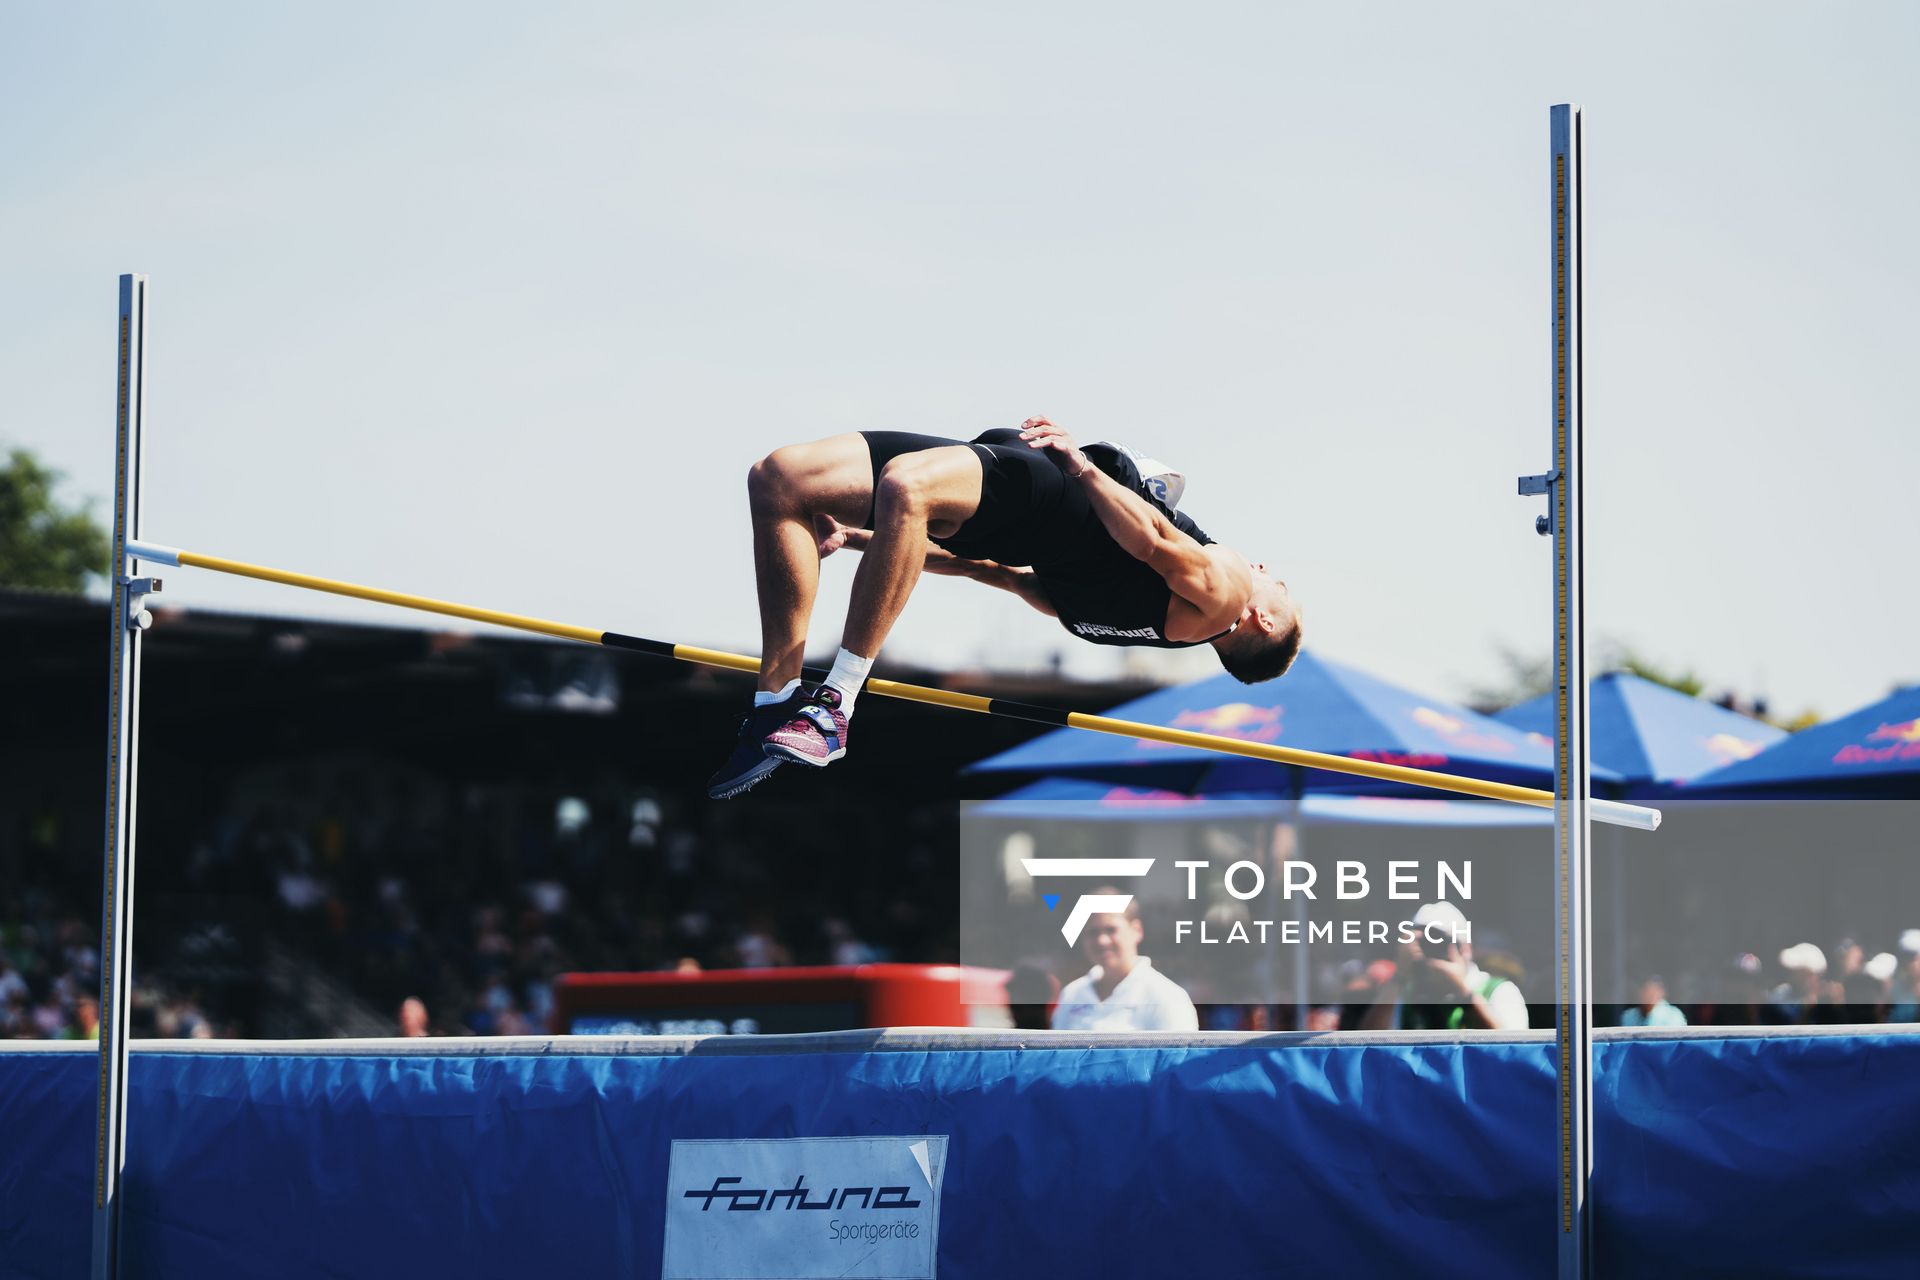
{"left": 1050, "top": 891, "right": 1199, "bottom": 1032}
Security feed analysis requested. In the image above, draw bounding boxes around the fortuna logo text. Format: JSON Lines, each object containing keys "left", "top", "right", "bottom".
{"left": 683, "top": 1175, "right": 920, "bottom": 1212}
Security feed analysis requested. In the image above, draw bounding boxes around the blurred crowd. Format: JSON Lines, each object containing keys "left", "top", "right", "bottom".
{"left": 249, "top": 774, "right": 947, "bottom": 1035}
{"left": 1304, "top": 928, "right": 1920, "bottom": 1031}
{"left": 0, "top": 903, "right": 100, "bottom": 1040}
{"left": 8, "top": 758, "right": 1920, "bottom": 1040}
{"left": 0, "top": 891, "right": 222, "bottom": 1040}
{"left": 5, "top": 761, "right": 952, "bottom": 1039}
{"left": 1712, "top": 932, "right": 1920, "bottom": 1026}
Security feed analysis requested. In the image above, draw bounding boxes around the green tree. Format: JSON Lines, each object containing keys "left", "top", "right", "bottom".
{"left": 1465, "top": 645, "right": 1554, "bottom": 713}
{"left": 0, "top": 448, "right": 111, "bottom": 592}
{"left": 1607, "top": 646, "right": 1704, "bottom": 699}
{"left": 1467, "top": 639, "right": 1812, "bottom": 728}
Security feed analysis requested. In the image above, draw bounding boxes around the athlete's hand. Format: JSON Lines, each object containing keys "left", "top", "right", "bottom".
{"left": 1018, "top": 416, "right": 1092, "bottom": 479}
{"left": 813, "top": 514, "right": 868, "bottom": 557}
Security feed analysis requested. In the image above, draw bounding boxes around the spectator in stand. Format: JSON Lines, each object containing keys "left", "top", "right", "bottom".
{"left": 1050, "top": 891, "right": 1198, "bottom": 1032}
{"left": 1335, "top": 957, "right": 1398, "bottom": 1031}
{"left": 1703, "top": 952, "right": 1766, "bottom": 1026}
{"left": 64, "top": 929, "right": 97, "bottom": 979}
{"left": 733, "top": 917, "right": 792, "bottom": 970}
{"left": 70, "top": 997, "right": 100, "bottom": 1041}
{"left": 31, "top": 993, "right": 65, "bottom": 1037}
{"left": 822, "top": 918, "right": 878, "bottom": 967}
{"left": 1890, "top": 931, "right": 1920, "bottom": 1023}
{"left": 399, "top": 997, "right": 430, "bottom": 1037}
{"left": 1620, "top": 976, "right": 1686, "bottom": 1028}
{"left": 1839, "top": 952, "right": 1897, "bottom": 1023}
{"left": 468, "top": 974, "right": 516, "bottom": 1035}
{"left": 1830, "top": 937, "right": 1865, "bottom": 985}
{"left": 154, "top": 992, "right": 210, "bottom": 1039}
{"left": 1005, "top": 961, "right": 1059, "bottom": 1031}
{"left": 1770, "top": 943, "right": 1831, "bottom": 1024}
{"left": 1361, "top": 902, "right": 1529, "bottom": 1032}
{"left": 0, "top": 957, "right": 28, "bottom": 1009}
{"left": 1, "top": 993, "right": 26, "bottom": 1038}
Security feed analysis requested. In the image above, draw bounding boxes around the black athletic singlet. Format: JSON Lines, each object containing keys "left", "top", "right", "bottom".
{"left": 860, "top": 429, "right": 1220, "bottom": 649}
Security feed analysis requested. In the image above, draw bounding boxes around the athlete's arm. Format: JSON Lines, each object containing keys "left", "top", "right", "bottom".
{"left": 816, "top": 517, "right": 1055, "bottom": 616}
{"left": 930, "top": 554, "right": 1057, "bottom": 616}
{"left": 1017, "top": 418, "right": 1248, "bottom": 637}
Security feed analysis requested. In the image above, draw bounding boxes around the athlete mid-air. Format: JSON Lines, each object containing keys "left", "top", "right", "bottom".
{"left": 709, "top": 417, "right": 1301, "bottom": 797}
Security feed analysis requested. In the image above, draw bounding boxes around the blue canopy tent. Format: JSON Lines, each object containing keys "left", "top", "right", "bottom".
{"left": 1494, "top": 672, "right": 1785, "bottom": 795}
{"left": 1679, "top": 684, "right": 1920, "bottom": 798}
{"left": 967, "top": 651, "right": 1611, "bottom": 800}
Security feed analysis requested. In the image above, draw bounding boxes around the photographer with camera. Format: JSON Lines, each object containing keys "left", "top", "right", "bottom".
{"left": 1358, "top": 901, "right": 1530, "bottom": 1032}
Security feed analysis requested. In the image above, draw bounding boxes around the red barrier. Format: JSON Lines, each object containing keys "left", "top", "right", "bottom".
{"left": 552, "top": 964, "right": 1009, "bottom": 1035}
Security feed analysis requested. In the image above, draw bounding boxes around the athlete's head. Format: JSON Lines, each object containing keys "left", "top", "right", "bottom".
{"left": 1212, "top": 565, "right": 1302, "bottom": 684}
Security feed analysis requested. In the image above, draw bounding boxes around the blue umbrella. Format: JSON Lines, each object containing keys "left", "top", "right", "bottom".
{"left": 968, "top": 651, "right": 1600, "bottom": 795}
{"left": 975, "top": 778, "right": 1550, "bottom": 827}
{"left": 1679, "top": 684, "right": 1920, "bottom": 797}
{"left": 1494, "top": 672, "right": 1784, "bottom": 790}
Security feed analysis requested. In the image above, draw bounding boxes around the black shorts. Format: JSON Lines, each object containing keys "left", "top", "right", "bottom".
{"left": 860, "top": 428, "right": 1082, "bottom": 567}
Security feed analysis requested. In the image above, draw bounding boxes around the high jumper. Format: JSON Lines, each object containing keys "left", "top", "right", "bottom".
{"left": 712, "top": 417, "right": 1303, "bottom": 797}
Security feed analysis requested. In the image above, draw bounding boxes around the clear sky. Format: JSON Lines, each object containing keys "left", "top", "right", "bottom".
{"left": 3, "top": 2, "right": 1914, "bottom": 721}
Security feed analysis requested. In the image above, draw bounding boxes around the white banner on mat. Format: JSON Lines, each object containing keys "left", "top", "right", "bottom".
{"left": 663, "top": 1135, "right": 948, "bottom": 1279}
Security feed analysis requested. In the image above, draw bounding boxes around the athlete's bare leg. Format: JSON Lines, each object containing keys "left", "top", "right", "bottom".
{"left": 746, "top": 435, "right": 874, "bottom": 692}
{"left": 842, "top": 446, "right": 982, "bottom": 658}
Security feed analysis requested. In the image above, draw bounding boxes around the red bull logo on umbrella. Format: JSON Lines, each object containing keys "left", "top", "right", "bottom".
{"left": 1702, "top": 732, "right": 1767, "bottom": 763}
{"left": 1159, "top": 701, "right": 1286, "bottom": 745}
{"left": 1408, "top": 706, "right": 1516, "bottom": 755}
{"left": 1350, "top": 749, "right": 1450, "bottom": 769}
{"left": 1835, "top": 718, "right": 1920, "bottom": 766}
{"left": 1097, "top": 786, "right": 1207, "bottom": 809}
{"left": 1871, "top": 718, "right": 1920, "bottom": 744}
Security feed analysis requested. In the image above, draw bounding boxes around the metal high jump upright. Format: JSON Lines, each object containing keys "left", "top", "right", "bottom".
{"left": 93, "top": 274, "right": 158, "bottom": 1280}
{"left": 1520, "top": 103, "right": 1593, "bottom": 1278}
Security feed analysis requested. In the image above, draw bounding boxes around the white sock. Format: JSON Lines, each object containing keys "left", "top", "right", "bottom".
{"left": 755, "top": 678, "right": 801, "bottom": 707}
{"left": 824, "top": 647, "right": 875, "bottom": 715}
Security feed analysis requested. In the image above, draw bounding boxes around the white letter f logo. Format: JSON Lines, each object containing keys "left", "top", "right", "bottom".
{"left": 1020, "top": 858, "right": 1155, "bottom": 945}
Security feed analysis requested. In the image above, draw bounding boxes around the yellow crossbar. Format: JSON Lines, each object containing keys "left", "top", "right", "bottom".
{"left": 124, "top": 540, "right": 1660, "bottom": 830}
